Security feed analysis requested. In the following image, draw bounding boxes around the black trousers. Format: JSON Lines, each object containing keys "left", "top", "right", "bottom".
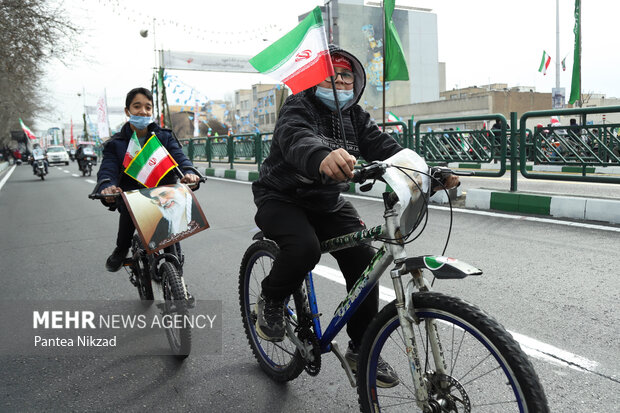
{"left": 255, "top": 199, "right": 378, "bottom": 345}
{"left": 116, "top": 203, "right": 135, "bottom": 250}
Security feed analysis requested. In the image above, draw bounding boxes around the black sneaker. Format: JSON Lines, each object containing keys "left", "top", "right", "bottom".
{"left": 105, "top": 247, "right": 129, "bottom": 272}
{"left": 254, "top": 294, "right": 285, "bottom": 342}
{"left": 345, "top": 342, "right": 400, "bottom": 388}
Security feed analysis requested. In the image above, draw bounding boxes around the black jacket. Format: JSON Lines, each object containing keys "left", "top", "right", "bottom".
{"left": 252, "top": 45, "right": 403, "bottom": 212}
{"left": 97, "top": 122, "right": 192, "bottom": 192}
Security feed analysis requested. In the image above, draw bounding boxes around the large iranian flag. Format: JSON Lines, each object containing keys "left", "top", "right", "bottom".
{"left": 124, "top": 134, "right": 178, "bottom": 188}
{"left": 19, "top": 118, "right": 37, "bottom": 140}
{"left": 249, "top": 6, "right": 334, "bottom": 94}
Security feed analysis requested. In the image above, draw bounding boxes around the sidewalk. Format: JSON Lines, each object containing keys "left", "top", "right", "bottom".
{"left": 201, "top": 163, "right": 620, "bottom": 225}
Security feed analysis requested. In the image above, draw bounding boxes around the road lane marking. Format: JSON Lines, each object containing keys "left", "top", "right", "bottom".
{"left": 85, "top": 179, "right": 96, "bottom": 184}
{"left": 0, "top": 165, "right": 17, "bottom": 192}
{"left": 312, "top": 264, "right": 600, "bottom": 374}
{"left": 72, "top": 174, "right": 79, "bottom": 177}
{"left": 63, "top": 170, "right": 70, "bottom": 173}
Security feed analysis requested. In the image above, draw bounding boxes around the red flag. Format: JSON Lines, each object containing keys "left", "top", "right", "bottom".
{"left": 70, "top": 118, "right": 74, "bottom": 146}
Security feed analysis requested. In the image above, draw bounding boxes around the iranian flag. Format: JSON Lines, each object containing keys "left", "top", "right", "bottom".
{"left": 124, "top": 134, "right": 178, "bottom": 188}
{"left": 386, "top": 111, "right": 403, "bottom": 132}
{"left": 19, "top": 118, "right": 37, "bottom": 140}
{"left": 538, "top": 51, "right": 551, "bottom": 75}
{"left": 122, "top": 131, "right": 141, "bottom": 168}
{"left": 249, "top": 6, "right": 334, "bottom": 94}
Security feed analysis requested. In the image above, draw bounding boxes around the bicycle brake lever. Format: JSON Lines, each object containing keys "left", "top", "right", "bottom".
{"left": 359, "top": 180, "right": 375, "bottom": 192}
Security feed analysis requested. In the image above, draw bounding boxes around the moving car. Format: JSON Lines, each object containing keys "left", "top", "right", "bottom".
{"left": 46, "top": 145, "right": 70, "bottom": 165}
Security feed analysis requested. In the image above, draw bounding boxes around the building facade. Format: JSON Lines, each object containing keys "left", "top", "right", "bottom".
{"left": 233, "top": 84, "right": 289, "bottom": 133}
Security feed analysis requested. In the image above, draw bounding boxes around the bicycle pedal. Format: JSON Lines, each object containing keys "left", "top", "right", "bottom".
{"left": 331, "top": 341, "right": 357, "bottom": 388}
{"left": 122, "top": 259, "right": 133, "bottom": 266}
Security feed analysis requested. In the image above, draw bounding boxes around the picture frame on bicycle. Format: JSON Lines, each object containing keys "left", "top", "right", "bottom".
{"left": 122, "top": 183, "right": 209, "bottom": 254}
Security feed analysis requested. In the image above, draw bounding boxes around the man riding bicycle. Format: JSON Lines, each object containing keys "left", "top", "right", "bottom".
{"left": 251, "top": 45, "right": 458, "bottom": 388}
{"left": 97, "top": 87, "right": 199, "bottom": 272}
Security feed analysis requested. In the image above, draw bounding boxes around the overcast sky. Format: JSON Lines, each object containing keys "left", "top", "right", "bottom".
{"left": 37, "top": 0, "right": 620, "bottom": 131}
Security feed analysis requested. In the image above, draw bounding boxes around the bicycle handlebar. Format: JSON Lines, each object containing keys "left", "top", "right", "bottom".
{"left": 88, "top": 167, "right": 207, "bottom": 201}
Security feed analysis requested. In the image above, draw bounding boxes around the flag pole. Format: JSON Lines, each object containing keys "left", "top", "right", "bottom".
{"left": 329, "top": 77, "right": 348, "bottom": 150}
{"left": 382, "top": 0, "right": 386, "bottom": 131}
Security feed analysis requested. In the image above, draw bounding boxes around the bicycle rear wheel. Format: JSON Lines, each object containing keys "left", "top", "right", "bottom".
{"left": 357, "top": 292, "right": 549, "bottom": 413}
{"left": 238, "top": 240, "right": 305, "bottom": 382}
{"left": 160, "top": 261, "right": 192, "bottom": 359}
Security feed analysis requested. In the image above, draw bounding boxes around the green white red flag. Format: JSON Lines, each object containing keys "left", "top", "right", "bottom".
{"left": 538, "top": 51, "right": 551, "bottom": 75}
{"left": 19, "top": 118, "right": 36, "bottom": 140}
{"left": 386, "top": 111, "right": 403, "bottom": 132}
{"left": 123, "top": 131, "right": 142, "bottom": 168}
{"left": 249, "top": 6, "right": 334, "bottom": 94}
{"left": 124, "top": 134, "right": 178, "bottom": 188}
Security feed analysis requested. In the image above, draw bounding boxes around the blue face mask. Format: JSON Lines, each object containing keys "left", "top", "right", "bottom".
{"left": 128, "top": 115, "right": 152, "bottom": 130}
{"left": 315, "top": 86, "right": 355, "bottom": 111}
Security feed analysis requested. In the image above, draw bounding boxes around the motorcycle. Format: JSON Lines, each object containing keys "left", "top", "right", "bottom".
{"left": 78, "top": 155, "right": 97, "bottom": 176}
{"left": 33, "top": 156, "right": 47, "bottom": 180}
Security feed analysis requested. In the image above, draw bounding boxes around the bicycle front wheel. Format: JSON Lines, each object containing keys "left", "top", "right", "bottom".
{"left": 160, "top": 261, "right": 192, "bottom": 359}
{"left": 238, "top": 240, "right": 305, "bottom": 382}
{"left": 131, "top": 235, "right": 154, "bottom": 301}
{"left": 357, "top": 292, "right": 549, "bottom": 413}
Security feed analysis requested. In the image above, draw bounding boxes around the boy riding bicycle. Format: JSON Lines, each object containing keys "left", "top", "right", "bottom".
{"left": 251, "top": 45, "right": 458, "bottom": 387}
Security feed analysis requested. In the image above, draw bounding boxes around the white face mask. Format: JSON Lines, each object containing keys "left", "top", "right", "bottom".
{"left": 315, "top": 86, "right": 355, "bottom": 111}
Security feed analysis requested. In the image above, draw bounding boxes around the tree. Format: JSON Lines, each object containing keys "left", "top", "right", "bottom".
{"left": 0, "top": 0, "right": 79, "bottom": 145}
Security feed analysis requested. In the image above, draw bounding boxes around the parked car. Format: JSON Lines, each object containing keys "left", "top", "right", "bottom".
{"left": 46, "top": 145, "right": 70, "bottom": 165}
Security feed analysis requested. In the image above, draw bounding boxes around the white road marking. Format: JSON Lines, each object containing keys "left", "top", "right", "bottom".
{"left": 71, "top": 174, "right": 79, "bottom": 177}
{"left": 85, "top": 179, "right": 96, "bottom": 184}
{"left": 312, "top": 264, "right": 600, "bottom": 374}
{"left": 0, "top": 165, "right": 17, "bottom": 192}
{"left": 63, "top": 170, "right": 70, "bottom": 173}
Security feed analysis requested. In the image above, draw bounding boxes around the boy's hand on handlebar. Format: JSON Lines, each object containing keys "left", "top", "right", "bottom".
{"left": 181, "top": 173, "right": 200, "bottom": 185}
{"left": 101, "top": 185, "right": 122, "bottom": 204}
{"left": 434, "top": 174, "right": 460, "bottom": 191}
{"left": 319, "top": 148, "right": 356, "bottom": 182}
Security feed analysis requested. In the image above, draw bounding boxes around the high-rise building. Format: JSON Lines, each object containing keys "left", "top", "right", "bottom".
{"left": 309, "top": 0, "right": 442, "bottom": 108}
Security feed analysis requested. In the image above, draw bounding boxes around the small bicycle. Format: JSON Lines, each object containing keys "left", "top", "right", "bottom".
{"left": 89, "top": 168, "right": 206, "bottom": 360}
{"left": 238, "top": 150, "right": 548, "bottom": 412}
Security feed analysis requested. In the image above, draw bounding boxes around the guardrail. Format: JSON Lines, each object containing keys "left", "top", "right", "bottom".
{"left": 180, "top": 107, "right": 620, "bottom": 188}
{"left": 519, "top": 106, "right": 620, "bottom": 183}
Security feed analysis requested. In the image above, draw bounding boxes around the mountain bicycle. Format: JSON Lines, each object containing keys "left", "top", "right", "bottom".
{"left": 238, "top": 149, "right": 548, "bottom": 412}
{"left": 89, "top": 168, "right": 206, "bottom": 360}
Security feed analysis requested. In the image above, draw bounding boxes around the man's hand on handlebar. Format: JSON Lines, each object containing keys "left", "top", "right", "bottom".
{"left": 101, "top": 185, "right": 122, "bottom": 204}
{"left": 319, "top": 148, "right": 356, "bottom": 182}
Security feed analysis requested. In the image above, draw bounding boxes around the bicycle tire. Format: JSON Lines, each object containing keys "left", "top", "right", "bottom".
{"left": 357, "top": 292, "right": 549, "bottom": 413}
{"left": 131, "top": 235, "right": 154, "bottom": 301}
{"left": 238, "top": 240, "right": 305, "bottom": 382}
{"left": 160, "top": 261, "right": 192, "bottom": 359}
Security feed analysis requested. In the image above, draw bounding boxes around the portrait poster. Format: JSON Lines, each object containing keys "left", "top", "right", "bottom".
{"left": 121, "top": 183, "right": 209, "bottom": 254}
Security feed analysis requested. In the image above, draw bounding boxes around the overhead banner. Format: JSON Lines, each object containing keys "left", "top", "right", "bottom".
{"left": 160, "top": 50, "right": 257, "bottom": 73}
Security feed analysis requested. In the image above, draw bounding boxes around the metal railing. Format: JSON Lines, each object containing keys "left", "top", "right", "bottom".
{"left": 179, "top": 107, "right": 620, "bottom": 187}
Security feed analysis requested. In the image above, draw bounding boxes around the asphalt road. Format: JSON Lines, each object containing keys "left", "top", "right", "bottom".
{"left": 0, "top": 164, "right": 618, "bottom": 412}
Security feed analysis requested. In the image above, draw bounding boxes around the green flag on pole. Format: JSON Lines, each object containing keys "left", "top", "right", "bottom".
{"left": 384, "top": 0, "right": 409, "bottom": 81}
{"left": 568, "top": 0, "right": 581, "bottom": 104}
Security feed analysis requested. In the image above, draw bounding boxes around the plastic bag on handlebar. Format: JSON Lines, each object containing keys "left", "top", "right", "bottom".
{"left": 382, "top": 149, "right": 430, "bottom": 235}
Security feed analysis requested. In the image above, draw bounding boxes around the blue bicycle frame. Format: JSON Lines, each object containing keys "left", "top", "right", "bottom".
{"left": 296, "top": 224, "right": 394, "bottom": 353}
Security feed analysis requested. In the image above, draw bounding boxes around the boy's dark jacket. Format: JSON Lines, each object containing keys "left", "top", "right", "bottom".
{"left": 252, "top": 44, "right": 403, "bottom": 212}
{"left": 97, "top": 122, "right": 193, "bottom": 192}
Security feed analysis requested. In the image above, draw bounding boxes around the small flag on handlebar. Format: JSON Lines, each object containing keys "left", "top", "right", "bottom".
{"left": 124, "top": 134, "right": 178, "bottom": 188}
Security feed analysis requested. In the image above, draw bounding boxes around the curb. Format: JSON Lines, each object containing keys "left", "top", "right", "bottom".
{"left": 466, "top": 188, "right": 620, "bottom": 224}
{"left": 0, "top": 162, "right": 9, "bottom": 174}
{"left": 204, "top": 167, "right": 462, "bottom": 205}
{"left": 447, "top": 162, "right": 620, "bottom": 175}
